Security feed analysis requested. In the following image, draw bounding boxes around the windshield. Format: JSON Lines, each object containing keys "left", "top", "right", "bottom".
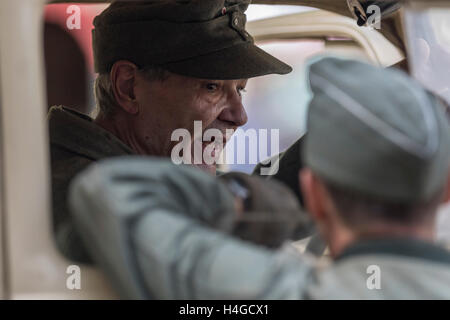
{"left": 404, "top": 6, "right": 450, "bottom": 105}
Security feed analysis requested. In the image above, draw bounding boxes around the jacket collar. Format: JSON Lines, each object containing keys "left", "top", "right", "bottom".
{"left": 48, "top": 106, "right": 134, "bottom": 160}
{"left": 335, "top": 237, "right": 450, "bottom": 266}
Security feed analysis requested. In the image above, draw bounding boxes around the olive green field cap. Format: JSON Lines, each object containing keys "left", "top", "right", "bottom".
{"left": 303, "top": 57, "right": 450, "bottom": 203}
{"left": 92, "top": 0, "right": 292, "bottom": 79}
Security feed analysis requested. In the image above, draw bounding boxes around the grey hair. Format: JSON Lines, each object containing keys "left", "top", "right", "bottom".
{"left": 323, "top": 178, "right": 444, "bottom": 228}
{"left": 93, "top": 66, "right": 170, "bottom": 118}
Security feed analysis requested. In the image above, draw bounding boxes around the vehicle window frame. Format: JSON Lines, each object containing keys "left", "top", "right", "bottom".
{"left": 0, "top": 0, "right": 117, "bottom": 299}
{"left": 0, "top": 61, "right": 7, "bottom": 300}
{"left": 247, "top": 9, "right": 405, "bottom": 67}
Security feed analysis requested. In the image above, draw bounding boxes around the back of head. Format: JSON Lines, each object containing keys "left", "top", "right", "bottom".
{"left": 303, "top": 57, "right": 450, "bottom": 228}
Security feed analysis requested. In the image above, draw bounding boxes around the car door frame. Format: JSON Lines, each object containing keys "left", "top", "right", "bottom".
{"left": 247, "top": 9, "right": 405, "bottom": 67}
{"left": 0, "top": 65, "right": 6, "bottom": 299}
{"left": 0, "top": 0, "right": 117, "bottom": 299}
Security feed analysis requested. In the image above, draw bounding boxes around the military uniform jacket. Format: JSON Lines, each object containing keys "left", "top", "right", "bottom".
{"left": 48, "top": 106, "right": 134, "bottom": 262}
{"left": 69, "top": 158, "right": 450, "bottom": 299}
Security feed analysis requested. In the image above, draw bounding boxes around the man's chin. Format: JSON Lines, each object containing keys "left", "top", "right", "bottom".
{"left": 194, "top": 163, "right": 217, "bottom": 175}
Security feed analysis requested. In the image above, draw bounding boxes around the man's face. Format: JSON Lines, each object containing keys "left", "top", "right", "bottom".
{"left": 132, "top": 71, "right": 248, "bottom": 173}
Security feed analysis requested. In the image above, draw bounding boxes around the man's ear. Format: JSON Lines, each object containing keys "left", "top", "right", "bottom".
{"left": 110, "top": 60, "right": 139, "bottom": 114}
{"left": 299, "top": 168, "right": 326, "bottom": 223}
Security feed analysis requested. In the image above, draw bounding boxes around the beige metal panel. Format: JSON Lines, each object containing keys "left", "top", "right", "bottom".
{"left": 0, "top": 0, "right": 116, "bottom": 299}
{"left": 247, "top": 10, "right": 404, "bottom": 67}
{"left": 0, "top": 65, "right": 5, "bottom": 299}
{"left": 254, "top": 0, "right": 352, "bottom": 17}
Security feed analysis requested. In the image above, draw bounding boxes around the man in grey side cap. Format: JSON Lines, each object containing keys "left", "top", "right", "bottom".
{"left": 48, "top": 0, "right": 292, "bottom": 263}
{"left": 69, "top": 57, "right": 450, "bottom": 299}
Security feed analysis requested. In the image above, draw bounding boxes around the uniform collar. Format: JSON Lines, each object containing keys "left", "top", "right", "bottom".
{"left": 335, "top": 237, "right": 450, "bottom": 266}
{"left": 48, "top": 105, "right": 134, "bottom": 160}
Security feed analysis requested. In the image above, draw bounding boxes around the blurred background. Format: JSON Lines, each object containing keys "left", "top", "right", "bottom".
{"left": 43, "top": 2, "right": 450, "bottom": 242}
{"left": 44, "top": 3, "right": 373, "bottom": 174}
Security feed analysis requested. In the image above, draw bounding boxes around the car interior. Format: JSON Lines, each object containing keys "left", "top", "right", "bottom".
{"left": 0, "top": 0, "right": 449, "bottom": 299}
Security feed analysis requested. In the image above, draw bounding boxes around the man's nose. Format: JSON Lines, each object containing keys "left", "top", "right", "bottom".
{"left": 218, "top": 94, "right": 248, "bottom": 127}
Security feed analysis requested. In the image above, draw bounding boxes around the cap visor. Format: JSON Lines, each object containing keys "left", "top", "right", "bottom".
{"left": 161, "top": 42, "right": 292, "bottom": 80}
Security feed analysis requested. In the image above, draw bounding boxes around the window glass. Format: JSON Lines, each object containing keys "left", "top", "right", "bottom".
{"left": 404, "top": 5, "right": 450, "bottom": 246}
{"left": 404, "top": 7, "right": 450, "bottom": 106}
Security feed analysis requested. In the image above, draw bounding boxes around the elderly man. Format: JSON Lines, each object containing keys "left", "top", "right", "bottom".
{"left": 48, "top": 0, "right": 292, "bottom": 262}
{"left": 70, "top": 57, "right": 450, "bottom": 299}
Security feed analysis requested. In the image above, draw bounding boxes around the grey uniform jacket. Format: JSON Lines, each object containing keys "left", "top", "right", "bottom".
{"left": 69, "top": 157, "right": 450, "bottom": 299}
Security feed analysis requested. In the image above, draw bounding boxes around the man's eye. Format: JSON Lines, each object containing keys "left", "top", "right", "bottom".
{"left": 238, "top": 87, "right": 247, "bottom": 96}
{"left": 206, "top": 83, "right": 219, "bottom": 91}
